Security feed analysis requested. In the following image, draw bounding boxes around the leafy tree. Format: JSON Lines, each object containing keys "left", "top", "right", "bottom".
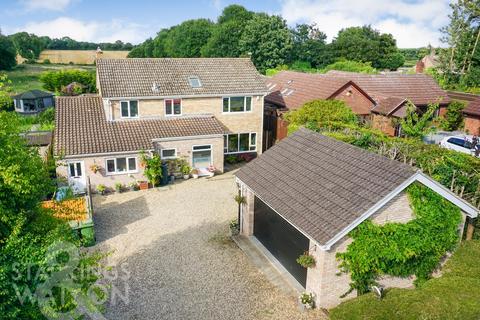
{"left": 285, "top": 99, "right": 358, "bottom": 133}
{"left": 240, "top": 13, "right": 293, "bottom": 73}
{"left": 0, "top": 33, "right": 17, "bottom": 70}
{"left": 398, "top": 101, "right": 438, "bottom": 138}
{"left": 202, "top": 5, "right": 254, "bottom": 57}
{"left": 441, "top": 101, "right": 465, "bottom": 131}
{"left": 321, "top": 59, "right": 377, "bottom": 74}
{"left": 39, "top": 69, "right": 96, "bottom": 94}
{"left": 0, "top": 73, "right": 13, "bottom": 111}
{"left": 289, "top": 23, "right": 331, "bottom": 68}
{"left": 164, "top": 19, "right": 214, "bottom": 57}
{"left": 8, "top": 32, "right": 44, "bottom": 60}
{"left": 332, "top": 25, "right": 404, "bottom": 70}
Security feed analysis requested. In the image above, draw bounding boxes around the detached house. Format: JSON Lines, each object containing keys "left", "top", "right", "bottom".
{"left": 55, "top": 58, "right": 267, "bottom": 192}
{"left": 264, "top": 71, "right": 450, "bottom": 146}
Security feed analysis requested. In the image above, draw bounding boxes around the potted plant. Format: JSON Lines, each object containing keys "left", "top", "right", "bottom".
{"left": 114, "top": 182, "right": 123, "bottom": 193}
{"left": 128, "top": 181, "right": 139, "bottom": 191}
{"left": 96, "top": 184, "right": 106, "bottom": 195}
{"left": 89, "top": 163, "right": 101, "bottom": 174}
{"left": 229, "top": 219, "right": 239, "bottom": 236}
{"left": 138, "top": 181, "right": 149, "bottom": 190}
{"left": 191, "top": 169, "right": 199, "bottom": 179}
{"left": 298, "top": 292, "right": 315, "bottom": 310}
{"left": 296, "top": 252, "right": 316, "bottom": 268}
{"left": 141, "top": 152, "right": 162, "bottom": 187}
{"left": 181, "top": 164, "right": 191, "bottom": 180}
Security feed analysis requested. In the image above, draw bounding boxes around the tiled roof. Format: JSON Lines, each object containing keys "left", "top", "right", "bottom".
{"left": 463, "top": 96, "right": 480, "bottom": 117}
{"left": 54, "top": 96, "right": 226, "bottom": 156}
{"left": 371, "top": 95, "right": 407, "bottom": 116}
{"left": 236, "top": 128, "right": 415, "bottom": 245}
{"left": 264, "top": 71, "right": 350, "bottom": 109}
{"left": 96, "top": 58, "right": 268, "bottom": 98}
{"left": 326, "top": 71, "right": 451, "bottom": 106}
{"left": 13, "top": 89, "right": 53, "bottom": 100}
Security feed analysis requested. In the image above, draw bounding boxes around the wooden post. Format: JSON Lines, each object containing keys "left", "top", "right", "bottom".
{"left": 466, "top": 218, "right": 475, "bottom": 241}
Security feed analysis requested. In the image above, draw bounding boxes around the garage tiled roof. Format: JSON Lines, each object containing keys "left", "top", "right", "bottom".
{"left": 97, "top": 58, "right": 268, "bottom": 98}
{"left": 326, "top": 71, "right": 451, "bottom": 106}
{"left": 264, "top": 71, "right": 350, "bottom": 109}
{"left": 55, "top": 96, "right": 226, "bottom": 156}
{"left": 236, "top": 128, "right": 415, "bottom": 246}
{"left": 463, "top": 96, "right": 480, "bottom": 117}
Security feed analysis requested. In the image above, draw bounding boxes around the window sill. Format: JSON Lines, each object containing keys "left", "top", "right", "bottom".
{"left": 105, "top": 170, "right": 139, "bottom": 176}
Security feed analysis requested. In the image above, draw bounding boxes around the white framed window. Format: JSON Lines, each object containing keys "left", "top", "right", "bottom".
{"left": 105, "top": 157, "right": 137, "bottom": 175}
{"left": 224, "top": 132, "right": 257, "bottom": 154}
{"left": 222, "top": 96, "right": 252, "bottom": 113}
{"left": 161, "top": 148, "right": 177, "bottom": 159}
{"left": 120, "top": 101, "right": 139, "bottom": 118}
{"left": 165, "top": 99, "right": 182, "bottom": 116}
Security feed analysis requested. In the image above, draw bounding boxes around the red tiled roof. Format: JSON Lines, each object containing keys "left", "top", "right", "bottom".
{"left": 326, "top": 71, "right": 451, "bottom": 106}
{"left": 264, "top": 71, "right": 350, "bottom": 109}
{"left": 464, "top": 96, "right": 480, "bottom": 117}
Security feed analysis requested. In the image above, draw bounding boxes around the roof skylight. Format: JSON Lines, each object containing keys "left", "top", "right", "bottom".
{"left": 188, "top": 76, "right": 202, "bottom": 88}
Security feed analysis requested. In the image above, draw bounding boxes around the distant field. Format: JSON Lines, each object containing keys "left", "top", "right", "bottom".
{"left": 5, "top": 63, "right": 95, "bottom": 94}
{"left": 38, "top": 50, "right": 129, "bottom": 65}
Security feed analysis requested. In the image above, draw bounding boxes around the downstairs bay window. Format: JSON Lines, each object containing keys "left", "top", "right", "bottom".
{"left": 106, "top": 157, "right": 137, "bottom": 175}
{"left": 224, "top": 133, "right": 257, "bottom": 154}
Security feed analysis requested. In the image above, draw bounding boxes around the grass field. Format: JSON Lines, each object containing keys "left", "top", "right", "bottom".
{"left": 330, "top": 240, "right": 480, "bottom": 320}
{"left": 4, "top": 63, "right": 95, "bottom": 94}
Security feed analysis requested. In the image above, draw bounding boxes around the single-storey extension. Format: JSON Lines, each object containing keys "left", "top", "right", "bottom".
{"left": 463, "top": 96, "right": 480, "bottom": 135}
{"left": 235, "top": 128, "right": 478, "bottom": 308}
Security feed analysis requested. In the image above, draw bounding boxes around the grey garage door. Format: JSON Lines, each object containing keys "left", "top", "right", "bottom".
{"left": 253, "top": 196, "right": 309, "bottom": 288}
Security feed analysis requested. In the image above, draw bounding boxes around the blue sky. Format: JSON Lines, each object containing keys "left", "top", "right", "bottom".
{"left": 0, "top": 0, "right": 452, "bottom": 48}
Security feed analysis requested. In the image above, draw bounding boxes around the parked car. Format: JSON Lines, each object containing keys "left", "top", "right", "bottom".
{"left": 440, "top": 135, "right": 479, "bottom": 157}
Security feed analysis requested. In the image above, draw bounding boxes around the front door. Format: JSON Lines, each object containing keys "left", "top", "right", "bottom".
{"left": 192, "top": 145, "right": 212, "bottom": 169}
{"left": 67, "top": 161, "right": 86, "bottom": 194}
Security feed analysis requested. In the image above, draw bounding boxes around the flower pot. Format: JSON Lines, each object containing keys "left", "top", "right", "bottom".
{"left": 183, "top": 175, "right": 190, "bottom": 180}
{"left": 192, "top": 174, "right": 199, "bottom": 179}
{"left": 138, "top": 181, "right": 149, "bottom": 190}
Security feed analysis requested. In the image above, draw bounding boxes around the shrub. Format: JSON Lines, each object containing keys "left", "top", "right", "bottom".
{"left": 43, "top": 59, "right": 51, "bottom": 64}
{"left": 140, "top": 152, "right": 163, "bottom": 187}
{"left": 114, "top": 182, "right": 123, "bottom": 193}
{"left": 321, "top": 59, "right": 377, "bottom": 74}
{"left": 296, "top": 252, "right": 316, "bottom": 268}
{"left": 225, "top": 154, "right": 239, "bottom": 164}
{"left": 440, "top": 101, "right": 465, "bottom": 131}
{"left": 96, "top": 184, "right": 106, "bottom": 194}
{"left": 39, "top": 69, "right": 96, "bottom": 94}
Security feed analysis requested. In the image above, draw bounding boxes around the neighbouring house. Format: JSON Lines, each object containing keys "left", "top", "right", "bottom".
{"left": 55, "top": 58, "right": 267, "bottom": 192}
{"left": 463, "top": 96, "right": 480, "bottom": 135}
{"left": 415, "top": 50, "right": 440, "bottom": 73}
{"left": 263, "top": 71, "right": 450, "bottom": 146}
{"left": 235, "top": 128, "right": 478, "bottom": 308}
{"left": 13, "top": 90, "right": 54, "bottom": 114}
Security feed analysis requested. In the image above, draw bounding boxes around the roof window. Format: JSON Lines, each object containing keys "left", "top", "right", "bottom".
{"left": 188, "top": 76, "right": 202, "bottom": 88}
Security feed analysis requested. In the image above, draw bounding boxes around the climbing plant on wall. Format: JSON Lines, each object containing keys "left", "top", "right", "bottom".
{"left": 337, "top": 183, "right": 462, "bottom": 295}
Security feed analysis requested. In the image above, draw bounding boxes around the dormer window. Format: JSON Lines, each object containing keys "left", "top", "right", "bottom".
{"left": 120, "top": 100, "right": 138, "bottom": 118}
{"left": 188, "top": 76, "right": 202, "bottom": 88}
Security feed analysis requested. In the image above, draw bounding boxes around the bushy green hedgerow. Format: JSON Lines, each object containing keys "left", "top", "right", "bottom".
{"left": 337, "top": 183, "right": 462, "bottom": 295}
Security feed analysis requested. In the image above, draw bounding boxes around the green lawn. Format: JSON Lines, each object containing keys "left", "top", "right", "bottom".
{"left": 330, "top": 240, "right": 480, "bottom": 320}
{"left": 4, "top": 63, "right": 95, "bottom": 95}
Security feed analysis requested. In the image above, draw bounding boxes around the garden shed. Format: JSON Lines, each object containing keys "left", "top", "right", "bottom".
{"left": 13, "top": 89, "right": 54, "bottom": 114}
{"left": 235, "top": 128, "right": 478, "bottom": 308}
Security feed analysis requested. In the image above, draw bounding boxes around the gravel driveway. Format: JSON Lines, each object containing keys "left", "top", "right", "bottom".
{"left": 92, "top": 171, "right": 325, "bottom": 320}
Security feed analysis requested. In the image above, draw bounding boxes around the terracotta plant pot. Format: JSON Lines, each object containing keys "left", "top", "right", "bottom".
{"left": 138, "top": 181, "right": 149, "bottom": 190}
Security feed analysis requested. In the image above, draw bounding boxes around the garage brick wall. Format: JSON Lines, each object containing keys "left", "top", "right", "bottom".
{"left": 306, "top": 191, "right": 415, "bottom": 308}
{"left": 372, "top": 113, "right": 396, "bottom": 136}
{"left": 464, "top": 115, "right": 480, "bottom": 135}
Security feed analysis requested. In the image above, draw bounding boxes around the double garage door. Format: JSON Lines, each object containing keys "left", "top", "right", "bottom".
{"left": 253, "top": 196, "right": 309, "bottom": 288}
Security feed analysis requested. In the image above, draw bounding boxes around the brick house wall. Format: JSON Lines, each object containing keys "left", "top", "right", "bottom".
{"left": 109, "top": 95, "right": 264, "bottom": 154}
{"left": 331, "top": 84, "right": 374, "bottom": 116}
{"left": 372, "top": 113, "right": 397, "bottom": 136}
{"left": 58, "top": 136, "right": 224, "bottom": 191}
{"left": 464, "top": 115, "right": 480, "bottom": 135}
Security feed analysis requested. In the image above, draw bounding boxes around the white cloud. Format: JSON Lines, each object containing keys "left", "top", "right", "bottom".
{"left": 20, "top": 0, "right": 74, "bottom": 11}
{"left": 15, "top": 17, "right": 151, "bottom": 44}
{"left": 280, "top": 0, "right": 451, "bottom": 47}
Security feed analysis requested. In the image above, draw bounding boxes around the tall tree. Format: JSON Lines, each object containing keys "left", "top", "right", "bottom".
{"left": 289, "top": 23, "right": 331, "bottom": 68}
{"left": 332, "top": 25, "right": 404, "bottom": 70}
{"left": 164, "top": 19, "right": 214, "bottom": 57}
{"left": 0, "top": 33, "right": 17, "bottom": 70}
{"left": 240, "top": 13, "right": 293, "bottom": 73}
{"left": 9, "top": 32, "right": 44, "bottom": 60}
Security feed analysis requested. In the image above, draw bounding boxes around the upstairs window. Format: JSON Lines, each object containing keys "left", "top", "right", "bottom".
{"left": 223, "top": 96, "right": 252, "bottom": 113}
{"left": 121, "top": 101, "right": 138, "bottom": 118}
{"left": 165, "top": 99, "right": 182, "bottom": 116}
{"left": 188, "top": 76, "right": 202, "bottom": 88}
